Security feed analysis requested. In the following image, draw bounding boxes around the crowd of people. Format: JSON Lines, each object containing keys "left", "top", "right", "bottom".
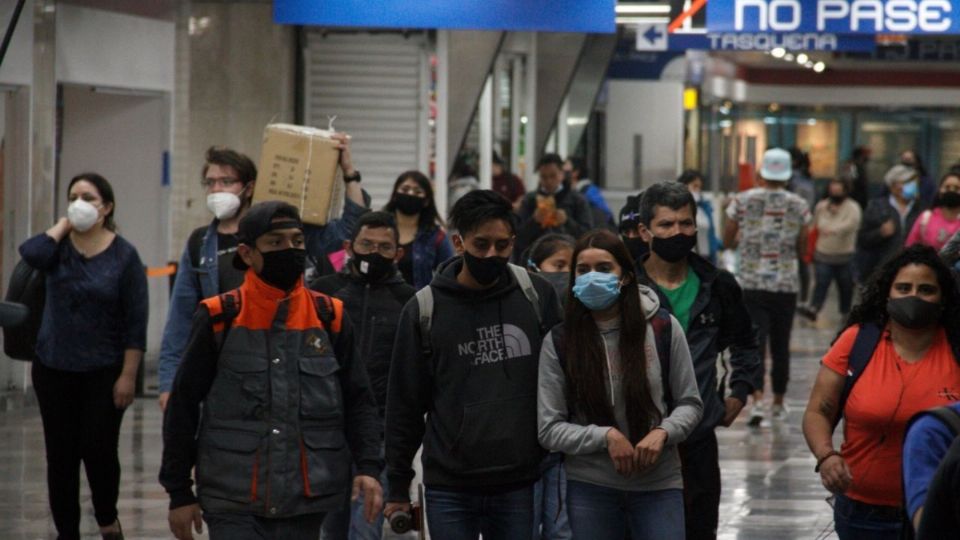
{"left": 15, "top": 136, "right": 960, "bottom": 540}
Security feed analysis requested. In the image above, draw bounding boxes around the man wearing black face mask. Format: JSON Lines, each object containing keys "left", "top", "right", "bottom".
{"left": 635, "top": 182, "right": 762, "bottom": 540}
{"left": 310, "top": 211, "right": 415, "bottom": 539}
{"left": 384, "top": 190, "right": 562, "bottom": 539}
{"left": 161, "top": 201, "right": 383, "bottom": 540}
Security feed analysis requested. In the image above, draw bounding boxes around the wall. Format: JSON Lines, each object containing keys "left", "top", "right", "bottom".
{"left": 169, "top": 1, "right": 296, "bottom": 258}
{"left": 0, "top": 0, "right": 33, "bottom": 86}
{"left": 604, "top": 80, "right": 684, "bottom": 190}
{"left": 55, "top": 4, "right": 174, "bottom": 91}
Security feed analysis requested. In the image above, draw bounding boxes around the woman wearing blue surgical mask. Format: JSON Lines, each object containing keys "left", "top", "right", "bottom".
{"left": 537, "top": 229, "right": 703, "bottom": 540}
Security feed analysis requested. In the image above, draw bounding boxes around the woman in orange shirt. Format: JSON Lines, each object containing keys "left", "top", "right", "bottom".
{"left": 802, "top": 245, "right": 960, "bottom": 539}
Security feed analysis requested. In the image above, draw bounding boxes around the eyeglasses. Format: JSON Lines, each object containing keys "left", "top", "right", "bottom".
{"left": 201, "top": 177, "right": 242, "bottom": 189}
{"left": 354, "top": 239, "right": 397, "bottom": 256}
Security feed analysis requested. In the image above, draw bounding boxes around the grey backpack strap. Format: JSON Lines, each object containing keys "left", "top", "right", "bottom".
{"left": 415, "top": 285, "right": 434, "bottom": 355}
{"left": 508, "top": 263, "right": 541, "bottom": 328}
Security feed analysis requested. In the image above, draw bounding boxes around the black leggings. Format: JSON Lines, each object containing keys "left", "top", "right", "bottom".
{"left": 32, "top": 361, "right": 126, "bottom": 539}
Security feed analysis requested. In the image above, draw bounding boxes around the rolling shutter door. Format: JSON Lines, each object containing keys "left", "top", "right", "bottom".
{"left": 304, "top": 31, "right": 428, "bottom": 207}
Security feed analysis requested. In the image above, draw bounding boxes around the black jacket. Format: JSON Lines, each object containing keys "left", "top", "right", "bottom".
{"left": 310, "top": 268, "right": 415, "bottom": 416}
{"left": 385, "top": 257, "right": 562, "bottom": 501}
{"left": 637, "top": 253, "right": 762, "bottom": 442}
{"left": 856, "top": 196, "right": 921, "bottom": 277}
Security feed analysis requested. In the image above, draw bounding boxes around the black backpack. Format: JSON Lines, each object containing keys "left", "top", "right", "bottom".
{"left": 3, "top": 259, "right": 45, "bottom": 361}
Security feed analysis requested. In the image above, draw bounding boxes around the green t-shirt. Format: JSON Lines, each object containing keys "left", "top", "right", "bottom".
{"left": 657, "top": 267, "right": 700, "bottom": 331}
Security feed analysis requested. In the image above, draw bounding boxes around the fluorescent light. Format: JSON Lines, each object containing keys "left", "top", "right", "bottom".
{"left": 520, "top": 116, "right": 529, "bottom": 125}
{"left": 796, "top": 53, "right": 809, "bottom": 64}
{"left": 616, "top": 16, "right": 670, "bottom": 24}
{"left": 771, "top": 48, "right": 786, "bottom": 58}
{"left": 784, "top": 53, "right": 795, "bottom": 61}
{"left": 813, "top": 62, "right": 826, "bottom": 73}
{"left": 566, "top": 117, "right": 588, "bottom": 126}
{"left": 616, "top": 4, "right": 671, "bottom": 14}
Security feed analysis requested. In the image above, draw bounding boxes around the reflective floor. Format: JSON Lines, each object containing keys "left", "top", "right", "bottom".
{"left": 0, "top": 309, "right": 843, "bottom": 539}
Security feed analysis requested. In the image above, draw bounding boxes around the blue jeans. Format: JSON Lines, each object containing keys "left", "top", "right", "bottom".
{"left": 533, "top": 459, "right": 572, "bottom": 539}
{"left": 832, "top": 494, "right": 902, "bottom": 540}
{"left": 320, "top": 455, "right": 388, "bottom": 540}
{"left": 811, "top": 261, "right": 854, "bottom": 314}
{"left": 204, "top": 511, "right": 326, "bottom": 540}
{"left": 425, "top": 484, "right": 535, "bottom": 540}
{"left": 566, "top": 480, "right": 684, "bottom": 540}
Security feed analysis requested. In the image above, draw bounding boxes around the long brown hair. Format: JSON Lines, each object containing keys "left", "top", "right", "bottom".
{"left": 564, "top": 230, "right": 661, "bottom": 444}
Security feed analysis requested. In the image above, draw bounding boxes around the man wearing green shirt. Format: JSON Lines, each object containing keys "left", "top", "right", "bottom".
{"left": 634, "top": 181, "right": 761, "bottom": 540}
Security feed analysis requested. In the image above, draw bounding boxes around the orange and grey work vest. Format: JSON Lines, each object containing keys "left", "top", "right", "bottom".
{"left": 195, "top": 279, "right": 350, "bottom": 518}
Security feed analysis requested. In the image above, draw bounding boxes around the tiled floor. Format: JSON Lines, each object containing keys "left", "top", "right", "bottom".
{"left": 0, "top": 311, "right": 844, "bottom": 539}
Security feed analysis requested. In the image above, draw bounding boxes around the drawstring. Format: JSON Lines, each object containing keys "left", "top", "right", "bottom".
{"left": 600, "top": 337, "right": 614, "bottom": 407}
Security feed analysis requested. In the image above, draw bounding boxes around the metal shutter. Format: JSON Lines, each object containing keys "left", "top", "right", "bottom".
{"left": 304, "top": 31, "right": 429, "bottom": 208}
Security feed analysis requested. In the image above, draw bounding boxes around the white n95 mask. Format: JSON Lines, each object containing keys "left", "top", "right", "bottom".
{"left": 206, "top": 192, "right": 242, "bottom": 220}
{"left": 67, "top": 199, "right": 101, "bottom": 232}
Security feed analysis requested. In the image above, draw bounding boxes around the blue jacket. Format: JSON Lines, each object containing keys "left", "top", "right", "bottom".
{"left": 698, "top": 200, "right": 722, "bottom": 265}
{"left": 408, "top": 225, "right": 454, "bottom": 290}
{"left": 157, "top": 198, "right": 367, "bottom": 393}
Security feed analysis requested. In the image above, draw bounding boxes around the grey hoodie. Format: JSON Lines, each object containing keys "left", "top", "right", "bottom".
{"left": 537, "top": 284, "right": 702, "bottom": 492}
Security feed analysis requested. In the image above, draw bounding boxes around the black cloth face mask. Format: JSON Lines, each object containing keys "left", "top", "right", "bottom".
{"left": 538, "top": 271, "right": 570, "bottom": 301}
{"left": 651, "top": 232, "right": 697, "bottom": 263}
{"left": 352, "top": 252, "right": 395, "bottom": 283}
{"left": 258, "top": 248, "right": 306, "bottom": 290}
{"left": 938, "top": 191, "right": 960, "bottom": 208}
{"left": 463, "top": 251, "right": 508, "bottom": 286}
{"left": 887, "top": 296, "right": 942, "bottom": 329}
{"left": 829, "top": 195, "right": 847, "bottom": 205}
{"left": 395, "top": 193, "right": 426, "bottom": 215}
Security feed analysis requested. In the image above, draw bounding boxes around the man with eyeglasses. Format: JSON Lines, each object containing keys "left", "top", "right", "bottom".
{"left": 310, "top": 211, "right": 415, "bottom": 539}
{"left": 157, "top": 139, "right": 368, "bottom": 410}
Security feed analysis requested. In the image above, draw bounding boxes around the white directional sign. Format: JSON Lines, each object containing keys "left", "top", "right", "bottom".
{"left": 635, "top": 22, "right": 668, "bottom": 51}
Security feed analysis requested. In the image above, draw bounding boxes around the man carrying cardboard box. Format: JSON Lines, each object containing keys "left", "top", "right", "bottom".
{"left": 157, "top": 133, "right": 368, "bottom": 410}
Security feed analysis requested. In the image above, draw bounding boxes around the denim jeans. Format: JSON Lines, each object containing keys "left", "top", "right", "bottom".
{"left": 533, "top": 459, "right": 572, "bottom": 539}
{"left": 832, "top": 494, "right": 902, "bottom": 540}
{"left": 424, "top": 484, "right": 535, "bottom": 540}
{"left": 743, "top": 290, "right": 797, "bottom": 396}
{"left": 810, "top": 261, "right": 854, "bottom": 315}
{"left": 566, "top": 480, "right": 684, "bottom": 540}
{"left": 204, "top": 511, "right": 326, "bottom": 540}
{"left": 320, "top": 471, "right": 387, "bottom": 540}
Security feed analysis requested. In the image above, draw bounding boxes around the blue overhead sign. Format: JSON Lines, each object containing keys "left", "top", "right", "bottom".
{"left": 669, "top": 32, "right": 876, "bottom": 51}
{"left": 274, "top": 0, "right": 616, "bottom": 33}
{"left": 708, "top": 0, "right": 960, "bottom": 35}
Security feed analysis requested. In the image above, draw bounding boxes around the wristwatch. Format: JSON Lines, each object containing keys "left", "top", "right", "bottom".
{"left": 343, "top": 170, "right": 362, "bottom": 183}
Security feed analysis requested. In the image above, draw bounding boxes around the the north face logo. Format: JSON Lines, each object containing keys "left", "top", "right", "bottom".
{"left": 457, "top": 324, "right": 531, "bottom": 366}
{"left": 304, "top": 331, "right": 328, "bottom": 355}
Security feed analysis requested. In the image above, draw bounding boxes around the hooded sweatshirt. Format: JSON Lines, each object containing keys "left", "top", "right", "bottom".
{"left": 537, "top": 285, "right": 702, "bottom": 492}
{"left": 385, "top": 257, "right": 562, "bottom": 501}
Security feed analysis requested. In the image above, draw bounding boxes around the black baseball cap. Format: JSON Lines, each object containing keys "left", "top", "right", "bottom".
{"left": 618, "top": 192, "right": 642, "bottom": 233}
{"left": 232, "top": 201, "right": 303, "bottom": 270}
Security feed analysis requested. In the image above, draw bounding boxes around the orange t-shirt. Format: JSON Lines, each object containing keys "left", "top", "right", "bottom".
{"left": 822, "top": 324, "right": 960, "bottom": 507}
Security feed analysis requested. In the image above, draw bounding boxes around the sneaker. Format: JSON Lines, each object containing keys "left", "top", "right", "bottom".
{"left": 797, "top": 305, "right": 817, "bottom": 322}
{"left": 748, "top": 402, "right": 767, "bottom": 427}
{"left": 772, "top": 402, "right": 790, "bottom": 421}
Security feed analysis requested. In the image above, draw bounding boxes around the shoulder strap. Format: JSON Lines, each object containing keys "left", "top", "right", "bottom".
{"left": 649, "top": 309, "right": 673, "bottom": 410}
{"left": 415, "top": 285, "right": 435, "bottom": 356}
{"left": 928, "top": 406, "right": 960, "bottom": 438}
{"left": 551, "top": 323, "right": 566, "bottom": 369}
{"left": 433, "top": 228, "right": 446, "bottom": 250}
{"left": 188, "top": 227, "right": 206, "bottom": 268}
{"left": 921, "top": 210, "right": 933, "bottom": 238}
{"left": 509, "top": 263, "right": 542, "bottom": 328}
{"left": 835, "top": 323, "right": 883, "bottom": 428}
{"left": 310, "top": 291, "right": 342, "bottom": 344}
{"left": 205, "top": 289, "right": 241, "bottom": 350}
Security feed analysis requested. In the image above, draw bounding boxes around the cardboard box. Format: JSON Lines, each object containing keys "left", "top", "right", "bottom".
{"left": 253, "top": 123, "right": 344, "bottom": 225}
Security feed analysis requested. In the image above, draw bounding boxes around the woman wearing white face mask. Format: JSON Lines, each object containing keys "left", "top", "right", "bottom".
{"left": 19, "top": 173, "right": 148, "bottom": 540}
{"left": 156, "top": 142, "right": 369, "bottom": 410}
{"left": 537, "top": 229, "right": 702, "bottom": 540}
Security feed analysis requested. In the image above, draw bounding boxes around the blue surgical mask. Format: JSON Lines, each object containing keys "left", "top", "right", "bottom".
{"left": 902, "top": 180, "right": 918, "bottom": 201}
{"left": 572, "top": 271, "right": 621, "bottom": 311}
